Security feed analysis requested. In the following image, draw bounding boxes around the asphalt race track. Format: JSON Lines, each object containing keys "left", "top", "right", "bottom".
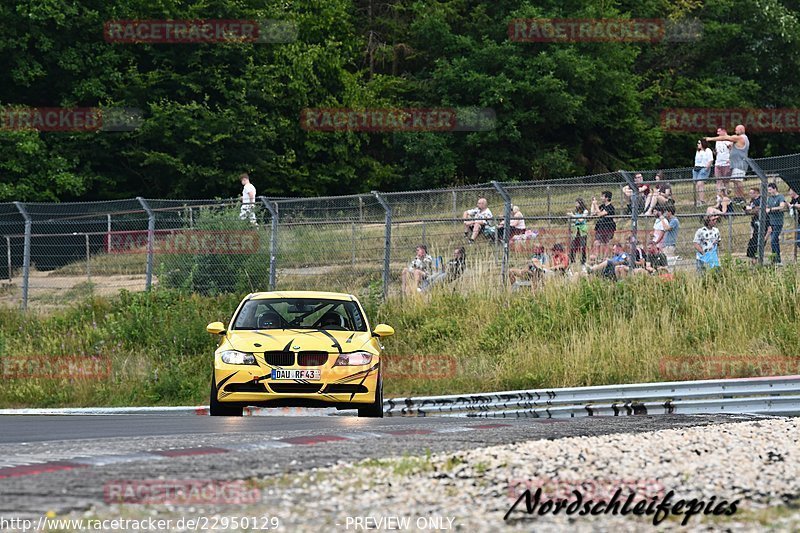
{"left": 0, "top": 412, "right": 764, "bottom": 520}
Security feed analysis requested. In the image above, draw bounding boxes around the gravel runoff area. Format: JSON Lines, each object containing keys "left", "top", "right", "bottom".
{"left": 63, "top": 417, "right": 798, "bottom": 532}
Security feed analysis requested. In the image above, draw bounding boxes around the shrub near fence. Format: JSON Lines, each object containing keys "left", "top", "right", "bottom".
{"left": 1, "top": 154, "right": 799, "bottom": 309}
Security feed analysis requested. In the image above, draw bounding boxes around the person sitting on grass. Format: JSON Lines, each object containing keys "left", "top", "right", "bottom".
{"left": 509, "top": 244, "right": 549, "bottom": 291}
{"left": 585, "top": 242, "right": 629, "bottom": 280}
{"left": 615, "top": 238, "right": 646, "bottom": 278}
{"left": 641, "top": 241, "right": 669, "bottom": 274}
{"left": 401, "top": 244, "right": 433, "bottom": 294}
{"left": 425, "top": 247, "right": 466, "bottom": 289}
{"left": 497, "top": 205, "right": 526, "bottom": 241}
{"left": 643, "top": 172, "right": 673, "bottom": 215}
{"left": 549, "top": 243, "right": 569, "bottom": 274}
{"left": 463, "top": 198, "right": 494, "bottom": 243}
{"left": 706, "top": 189, "right": 733, "bottom": 216}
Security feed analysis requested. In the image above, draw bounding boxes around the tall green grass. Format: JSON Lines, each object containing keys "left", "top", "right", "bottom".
{"left": 0, "top": 265, "right": 797, "bottom": 407}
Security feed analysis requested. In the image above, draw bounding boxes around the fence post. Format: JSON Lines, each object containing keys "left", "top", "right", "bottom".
{"left": 619, "top": 171, "right": 639, "bottom": 269}
{"left": 261, "top": 197, "right": 278, "bottom": 291}
{"left": 13, "top": 201, "right": 31, "bottom": 310}
{"left": 136, "top": 197, "right": 155, "bottom": 290}
{"left": 492, "top": 181, "right": 512, "bottom": 284}
{"left": 373, "top": 191, "right": 392, "bottom": 300}
{"left": 5, "top": 236, "right": 11, "bottom": 282}
{"left": 745, "top": 158, "right": 769, "bottom": 265}
{"left": 85, "top": 233, "right": 91, "bottom": 286}
{"left": 452, "top": 190, "right": 458, "bottom": 221}
{"left": 351, "top": 221, "right": 356, "bottom": 266}
{"left": 546, "top": 185, "right": 552, "bottom": 218}
{"left": 106, "top": 214, "right": 112, "bottom": 253}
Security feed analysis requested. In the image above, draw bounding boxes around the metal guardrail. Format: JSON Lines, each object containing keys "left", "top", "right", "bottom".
{"left": 384, "top": 375, "right": 800, "bottom": 418}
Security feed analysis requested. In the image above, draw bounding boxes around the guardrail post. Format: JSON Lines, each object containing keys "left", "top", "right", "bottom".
{"left": 492, "top": 181, "right": 512, "bottom": 284}
{"left": 619, "top": 171, "right": 639, "bottom": 269}
{"left": 373, "top": 191, "right": 392, "bottom": 300}
{"left": 13, "top": 201, "right": 31, "bottom": 310}
{"left": 136, "top": 197, "right": 155, "bottom": 290}
{"left": 260, "top": 197, "right": 278, "bottom": 291}
{"left": 745, "top": 158, "right": 769, "bottom": 265}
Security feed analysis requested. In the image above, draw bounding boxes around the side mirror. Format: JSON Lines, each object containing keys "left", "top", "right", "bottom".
{"left": 206, "top": 322, "right": 226, "bottom": 335}
{"left": 372, "top": 324, "right": 394, "bottom": 338}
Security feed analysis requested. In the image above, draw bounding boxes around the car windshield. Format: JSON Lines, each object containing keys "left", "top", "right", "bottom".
{"left": 232, "top": 298, "right": 367, "bottom": 332}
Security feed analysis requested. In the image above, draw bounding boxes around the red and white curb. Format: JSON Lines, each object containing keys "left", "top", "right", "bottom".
{"left": 0, "top": 424, "right": 513, "bottom": 480}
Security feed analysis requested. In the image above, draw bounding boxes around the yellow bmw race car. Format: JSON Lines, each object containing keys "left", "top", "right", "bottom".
{"left": 206, "top": 291, "right": 394, "bottom": 417}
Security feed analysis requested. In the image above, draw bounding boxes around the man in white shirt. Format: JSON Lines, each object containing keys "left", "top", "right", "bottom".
{"left": 463, "top": 198, "right": 494, "bottom": 243}
{"left": 239, "top": 173, "right": 257, "bottom": 225}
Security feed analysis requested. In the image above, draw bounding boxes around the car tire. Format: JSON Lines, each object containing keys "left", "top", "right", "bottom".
{"left": 358, "top": 372, "right": 384, "bottom": 418}
{"left": 210, "top": 375, "right": 243, "bottom": 417}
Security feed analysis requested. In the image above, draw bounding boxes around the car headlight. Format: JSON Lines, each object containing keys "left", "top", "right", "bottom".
{"left": 220, "top": 350, "right": 256, "bottom": 365}
{"left": 333, "top": 351, "right": 373, "bottom": 366}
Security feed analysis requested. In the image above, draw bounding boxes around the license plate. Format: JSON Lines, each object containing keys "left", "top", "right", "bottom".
{"left": 270, "top": 369, "right": 321, "bottom": 380}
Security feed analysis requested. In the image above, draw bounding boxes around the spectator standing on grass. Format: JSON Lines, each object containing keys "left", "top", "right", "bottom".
{"left": 789, "top": 188, "right": 800, "bottom": 252}
{"left": 426, "top": 247, "right": 466, "bottom": 289}
{"left": 765, "top": 182, "right": 787, "bottom": 265}
{"left": 567, "top": 198, "right": 589, "bottom": 265}
{"left": 401, "top": 244, "right": 433, "bottom": 294}
{"left": 650, "top": 206, "right": 667, "bottom": 249}
{"left": 239, "top": 173, "right": 257, "bottom": 225}
{"left": 712, "top": 127, "right": 739, "bottom": 201}
{"left": 706, "top": 124, "right": 749, "bottom": 205}
{"left": 693, "top": 139, "right": 714, "bottom": 206}
{"left": 463, "top": 198, "right": 494, "bottom": 243}
{"left": 591, "top": 191, "right": 616, "bottom": 258}
{"left": 745, "top": 187, "right": 762, "bottom": 264}
{"left": 661, "top": 205, "right": 680, "bottom": 262}
{"left": 693, "top": 215, "right": 721, "bottom": 273}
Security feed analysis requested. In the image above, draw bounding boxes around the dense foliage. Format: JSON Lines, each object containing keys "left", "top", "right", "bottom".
{"left": 2, "top": 0, "right": 800, "bottom": 201}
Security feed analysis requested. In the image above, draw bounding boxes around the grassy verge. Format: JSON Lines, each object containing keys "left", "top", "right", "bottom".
{"left": 0, "top": 265, "right": 798, "bottom": 407}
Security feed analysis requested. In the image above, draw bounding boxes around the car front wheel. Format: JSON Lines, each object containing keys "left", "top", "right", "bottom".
{"left": 358, "top": 373, "right": 384, "bottom": 418}
{"left": 210, "top": 375, "right": 243, "bottom": 416}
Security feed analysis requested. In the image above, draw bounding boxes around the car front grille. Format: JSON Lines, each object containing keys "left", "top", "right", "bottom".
{"left": 269, "top": 383, "right": 323, "bottom": 394}
{"left": 263, "top": 351, "right": 295, "bottom": 366}
{"left": 297, "top": 352, "right": 329, "bottom": 367}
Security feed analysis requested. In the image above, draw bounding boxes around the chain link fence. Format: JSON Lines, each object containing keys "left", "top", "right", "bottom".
{"left": 2, "top": 154, "right": 799, "bottom": 310}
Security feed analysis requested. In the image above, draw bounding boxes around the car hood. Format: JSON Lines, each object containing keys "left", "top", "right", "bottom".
{"left": 225, "top": 329, "right": 376, "bottom": 353}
